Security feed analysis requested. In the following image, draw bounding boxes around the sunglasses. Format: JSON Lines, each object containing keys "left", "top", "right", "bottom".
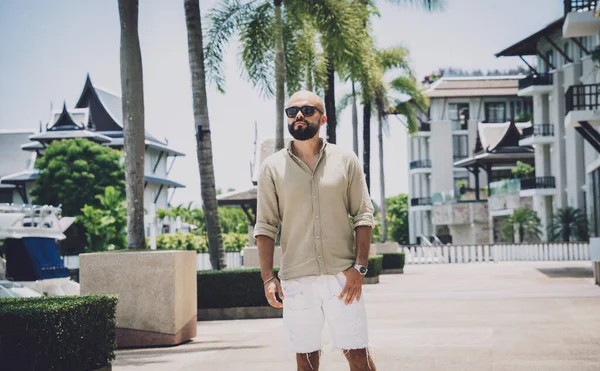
{"left": 284, "top": 105, "right": 323, "bottom": 118}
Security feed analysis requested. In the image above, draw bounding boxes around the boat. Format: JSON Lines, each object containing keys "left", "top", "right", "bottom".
{"left": 0, "top": 203, "right": 79, "bottom": 296}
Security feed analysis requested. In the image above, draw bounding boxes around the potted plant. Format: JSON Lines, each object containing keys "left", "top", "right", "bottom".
{"left": 511, "top": 161, "right": 534, "bottom": 179}
{"left": 456, "top": 180, "right": 468, "bottom": 195}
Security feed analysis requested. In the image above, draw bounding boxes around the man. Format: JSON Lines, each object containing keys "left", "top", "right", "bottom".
{"left": 254, "top": 90, "right": 376, "bottom": 371}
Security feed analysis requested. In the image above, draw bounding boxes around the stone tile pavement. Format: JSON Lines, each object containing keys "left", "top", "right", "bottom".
{"left": 113, "top": 261, "right": 600, "bottom": 370}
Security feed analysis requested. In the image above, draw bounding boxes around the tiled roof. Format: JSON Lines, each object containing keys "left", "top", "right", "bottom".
{"left": 424, "top": 77, "right": 521, "bottom": 98}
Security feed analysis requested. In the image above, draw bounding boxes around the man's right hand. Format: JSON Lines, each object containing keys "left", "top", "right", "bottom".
{"left": 264, "top": 279, "right": 284, "bottom": 309}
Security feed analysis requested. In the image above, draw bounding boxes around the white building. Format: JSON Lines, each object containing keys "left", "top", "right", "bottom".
{"left": 495, "top": 3, "right": 600, "bottom": 241}
{"left": 408, "top": 76, "right": 533, "bottom": 245}
{"left": 0, "top": 75, "right": 186, "bottom": 236}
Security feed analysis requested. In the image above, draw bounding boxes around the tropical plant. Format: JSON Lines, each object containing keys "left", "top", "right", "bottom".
{"left": 511, "top": 161, "right": 534, "bottom": 179}
{"left": 31, "top": 138, "right": 124, "bottom": 216}
{"left": 79, "top": 186, "right": 127, "bottom": 252}
{"left": 205, "top": 0, "right": 367, "bottom": 149}
{"left": 118, "top": 0, "right": 146, "bottom": 249}
{"left": 515, "top": 111, "right": 533, "bottom": 123}
{"left": 185, "top": 0, "right": 226, "bottom": 269}
{"left": 386, "top": 194, "right": 409, "bottom": 245}
{"left": 548, "top": 207, "right": 589, "bottom": 242}
{"left": 502, "top": 207, "right": 542, "bottom": 243}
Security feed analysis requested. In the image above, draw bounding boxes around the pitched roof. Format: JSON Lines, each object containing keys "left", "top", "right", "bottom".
{"left": 495, "top": 18, "right": 564, "bottom": 57}
{"left": 424, "top": 76, "right": 522, "bottom": 98}
{"left": 217, "top": 187, "right": 257, "bottom": 205}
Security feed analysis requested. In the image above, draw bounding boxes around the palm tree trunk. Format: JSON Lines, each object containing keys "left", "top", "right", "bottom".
{"left": 378, "top": 113, "right": 386, "bottom": 242}
{"left": 363, "top": 102, "right": 371, "bottom": 192}
{"left": 325, "top": 60, "right": 337, "bottom": 144}
{"left": 184, "top": 0, "right": 226, "bottom": 269}
{"left": 352, "top": 80, "right": 358, "bottom": 156}
{"left": 274, "top": 0, "right": 285, "bottom": 151}
{"left": 118, "top": 0, "right": 146, "bottom": 249}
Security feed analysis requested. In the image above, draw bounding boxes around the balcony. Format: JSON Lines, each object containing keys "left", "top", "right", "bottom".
{"left": 565, "top": 84, "right": 600, "bottom": 128}
{"left": 409, "top": 159, "right": 432, "bottom": 173}
{"left": 519, "top": 124, "right": 555, "bottom": 146}
{"left": 520, "top": 176, "right": 556, "bottom": 197}
{"left": 415, "top": 122, "right": 431, "bottom": 137}
{"left": 410, "top": 197, "right": 432, "bottom": 211}
{"left": 563, "top": 0, "right": 600, "bottom": 38}
{"left": 518, "top": 73, "right": 553, "bottom": 96}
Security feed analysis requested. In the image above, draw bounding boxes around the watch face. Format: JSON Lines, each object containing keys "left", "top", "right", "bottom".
{"left": 359, "top": 266, "right": 367, "bottom": 274}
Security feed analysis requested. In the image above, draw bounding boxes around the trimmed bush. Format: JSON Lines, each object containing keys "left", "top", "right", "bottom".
{"left": 366, "top": 254, "right": 383, "bottom": 278}
{"left": 156, "top": 232, "right": 249, "bottom": 253}
{"left": 381, "top": 253, "right": 405, "bottom": 270}
{"left": 0, "top": 295, "right": 118, "bottom": 371}
{"left": 198, "top": 268, "right": 280, "bottom": 309}
{"left": 222, "top": 233, "right": 249, "bottom": 252}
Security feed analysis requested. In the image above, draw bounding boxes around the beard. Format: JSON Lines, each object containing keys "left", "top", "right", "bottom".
{"left": 288, "top": 119, "right": 320, "bottom": 141}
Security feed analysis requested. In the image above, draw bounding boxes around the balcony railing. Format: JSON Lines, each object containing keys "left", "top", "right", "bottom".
{"left": 520, "top": 176, "right": 556, "bottom": 190}
{"left": 518, "top": 73, "right": 553, "bottom": 90}
{"left": 564, "top": 0, "right": 598, "bottom": 13}
{"left": 521, "top": 124, "right": 555, "bottom": 139}
{"left": 411, "top": 197, "right": 432, "bottom": 207}
{"left": 566, "top": 84, "right": 600, "bottom": 113}
{"left": 451, "top": 120, "right": 468, "bottom": 131}
{"left": 489, "top": 178, "right": 521, "bottom": 196}
{"left": 410, "top": 159, "right": 432, "bottom": 169}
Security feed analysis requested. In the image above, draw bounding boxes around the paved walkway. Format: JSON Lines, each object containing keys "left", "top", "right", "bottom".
{"left": 113, "top": 262, "right": 600, "bottom": 371}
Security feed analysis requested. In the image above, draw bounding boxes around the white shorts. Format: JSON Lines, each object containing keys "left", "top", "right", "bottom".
{"left": 280, "top": 272, "right": 369, "bottom": 354}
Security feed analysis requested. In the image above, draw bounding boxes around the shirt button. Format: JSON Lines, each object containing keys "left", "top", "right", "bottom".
{"left": 315, "top": 215, "right": 319, "bottom": 219}
{"left": 318, "top": 255, "right": 322, "bottom": 259}
{"left": 313, "top": 195, "right": 316, "bottom": 199}
{"left": 316, "top": 236, "right": 320, "bottom": 239}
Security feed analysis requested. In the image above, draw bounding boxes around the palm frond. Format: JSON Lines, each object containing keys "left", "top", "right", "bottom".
{"left": 204, "top": 0, "right": 256, "bottom": 93}
{"left": 389, "top": 75, "right": 428, "bottom": 109}
{"left": 336, "top": 92, "right": 355, "bottom": 117}
{"left": 392, "top": 102, "right": 419, "bottom": 134}
{"left": 283, "top": 7, "right": 316, "bottom": 95}
{"left": 239, "top": 1, "right": 275, "bottom": 97}
{"left": 376, "top": 46, "right": 410, "bottom": 72}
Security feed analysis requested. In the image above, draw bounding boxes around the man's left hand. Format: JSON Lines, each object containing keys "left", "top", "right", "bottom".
{"left": 338, "top": 266, "right": 364, "bottom": 305}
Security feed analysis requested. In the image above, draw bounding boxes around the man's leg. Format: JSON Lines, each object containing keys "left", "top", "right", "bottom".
{"left": 343, "top": 348, "right": 375, "bottom": 371}
{"left": 281, "top": 277, "right": 324, "bottom": 370}
{"left": 323, "top": 273, "right": 375, "bottom": 370}
{"left": 296, "top": 351, "right": 320, "bottom": 371}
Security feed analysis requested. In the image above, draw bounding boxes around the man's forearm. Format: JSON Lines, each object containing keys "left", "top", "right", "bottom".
{"left": 355, "top": 225, "right": 372, "bottom": 266}
{"left": 256, "top": 235, "right": 276, "bottom": 281}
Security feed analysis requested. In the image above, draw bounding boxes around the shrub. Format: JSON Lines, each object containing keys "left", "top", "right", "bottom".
{"left": 381, "top": 253, "right": 405, "bottom": 270}
{"left": 197, "top": 268, "right": 280, "bottom": 309}
{"left": 222, "top": 232, "right": 248, "bottom": 252}
{"left": 156, "top": 232, "right": 208, "bottom": 253}
{"left": 0, "top": 295, "right": 117, "bottom": 371}
{"left": 366, "top": 255, "right": 383, "bottom": 278}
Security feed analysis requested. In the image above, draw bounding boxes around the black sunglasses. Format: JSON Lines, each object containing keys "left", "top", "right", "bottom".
{"left": 284, "top": 105, "right": 323, "bottom": 118}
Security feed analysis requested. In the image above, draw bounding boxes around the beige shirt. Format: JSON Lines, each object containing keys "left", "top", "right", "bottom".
{"left": 254, "top": 139, "right": 374, "bottom": 280}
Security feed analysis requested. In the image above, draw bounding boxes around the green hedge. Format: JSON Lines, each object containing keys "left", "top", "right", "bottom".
{"left": 154, "top": 232, "right": 249, "bottom": 253}
{"left": 381, "top": 253, "right": 405, "bottom": 270}
{"left": 197, "top": 268, "right": 280, "bottom": 309}
{"left": 366, "top": 255, "right": 383, "bottom": 278}
{"left": 0, "top": 295, "right": 118, "bottom": 371}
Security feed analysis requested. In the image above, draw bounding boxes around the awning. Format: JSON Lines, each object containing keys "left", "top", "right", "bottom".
{"left": 4, "top": 237, "right": 70, "bottom": 281}
{"left": 144, "top": 175, "right": 185, "bottom": 188}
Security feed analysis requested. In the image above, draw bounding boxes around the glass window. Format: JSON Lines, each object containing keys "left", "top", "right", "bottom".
{"left": 0, "top": 189, "right": 12, "bottom": 204}
{"left": 484, "top": 102, "right": 506, "bottom": 123}
{"left": 453, "top": 135, "right": 469, "bottom": 162}
{"left": 564, "top": 42, "right": 571, "bottom": 64}
{"left": 592, "top": 168, "right": 600, "bottom": 237}
{"left": 449, "top": 103, "right": 469, "bottom": 130}
{"left": 545, "top": 50, "right": 554, "bottom": 72}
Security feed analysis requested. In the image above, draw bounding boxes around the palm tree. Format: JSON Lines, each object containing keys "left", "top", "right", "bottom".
{"left": 184, "top": 0, "right": 226, "bottom": 270}
{"left": 339, "top": 47, "right": 427, "bottom": 241}
{"left": 118, "top": 0, "right": 146, "bottom": 249}
{"left": 205, "top": 1, "right": 365, "bottom": 150}
{"left": 548, "top": 207, "right": 589, "bottom": 242}
{"left": 502, "top": 207, "right": 542, "bottom": 243}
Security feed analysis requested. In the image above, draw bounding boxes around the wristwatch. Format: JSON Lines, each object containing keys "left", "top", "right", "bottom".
{"left": 353, "top": 264, "right": 368, "bottom": 275}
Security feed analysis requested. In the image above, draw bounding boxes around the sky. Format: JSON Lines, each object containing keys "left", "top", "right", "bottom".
{"left": 0, "top": 0, "right": 563, "bottom": 207}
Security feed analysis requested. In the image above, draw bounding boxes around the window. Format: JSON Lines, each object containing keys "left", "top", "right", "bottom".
{"left": 0, "top": 189, "right": 12, "bottom": 204}
{"left": 484, "top": 102, "right": 506, "bottom": 123}
{"left": 491, "top": 169, "right": 513, "bottom": 182}
{"left": 453, "top": 135, "right": 469, "bottom": 162}
{"left": 545, "top": 50, "right": 554, "bottom": 72}
{"left": 449, "top": 103, "right": 469, "bottom": 130}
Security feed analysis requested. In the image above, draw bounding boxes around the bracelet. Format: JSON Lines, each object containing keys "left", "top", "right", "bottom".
{"left": 263, "top": 276, "right": 277, "bottom": 285}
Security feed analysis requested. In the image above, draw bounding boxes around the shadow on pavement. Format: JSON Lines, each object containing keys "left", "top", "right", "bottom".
{"left": 537, "top": 266, "right": 593, "bottom": 278}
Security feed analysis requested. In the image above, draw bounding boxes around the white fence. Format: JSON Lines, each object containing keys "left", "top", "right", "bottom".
{"left": 62, "top": 252, "right": 243, "bottom": 271}
{"left": 400, "top": 242, "right": 590, "bottom": 264}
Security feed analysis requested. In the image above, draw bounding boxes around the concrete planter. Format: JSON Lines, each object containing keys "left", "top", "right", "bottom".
{"left": 80, "top": 250, "right": 197, "bottom": 348}
{"left": 589, "top": 237, "right": 600, "bottom": 262}
{"left": 382, "top": 268, "right": 404, "bottom": 274}
{"left": 363, "top": 276, "right": 379, "bottom": 284}
{"left": 370, "top": 242, "right": 399, "bottom": 255}
{"left": 242, "top": 246, "right": 281, "bottom": 268}
{"left": 198, "top": 306, "right": 283, "bottom": 321}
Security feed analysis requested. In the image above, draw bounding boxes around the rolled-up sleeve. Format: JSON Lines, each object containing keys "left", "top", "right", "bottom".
{"left": 347, "top": 154, "right": 374, "bottom": 229}
{"left": 253, "top": 163, "right": 281, "bottom": 241}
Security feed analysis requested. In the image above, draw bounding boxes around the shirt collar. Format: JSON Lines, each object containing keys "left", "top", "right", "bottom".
{"left": 286, "top": 137, "right": 328, "bottom": 155}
